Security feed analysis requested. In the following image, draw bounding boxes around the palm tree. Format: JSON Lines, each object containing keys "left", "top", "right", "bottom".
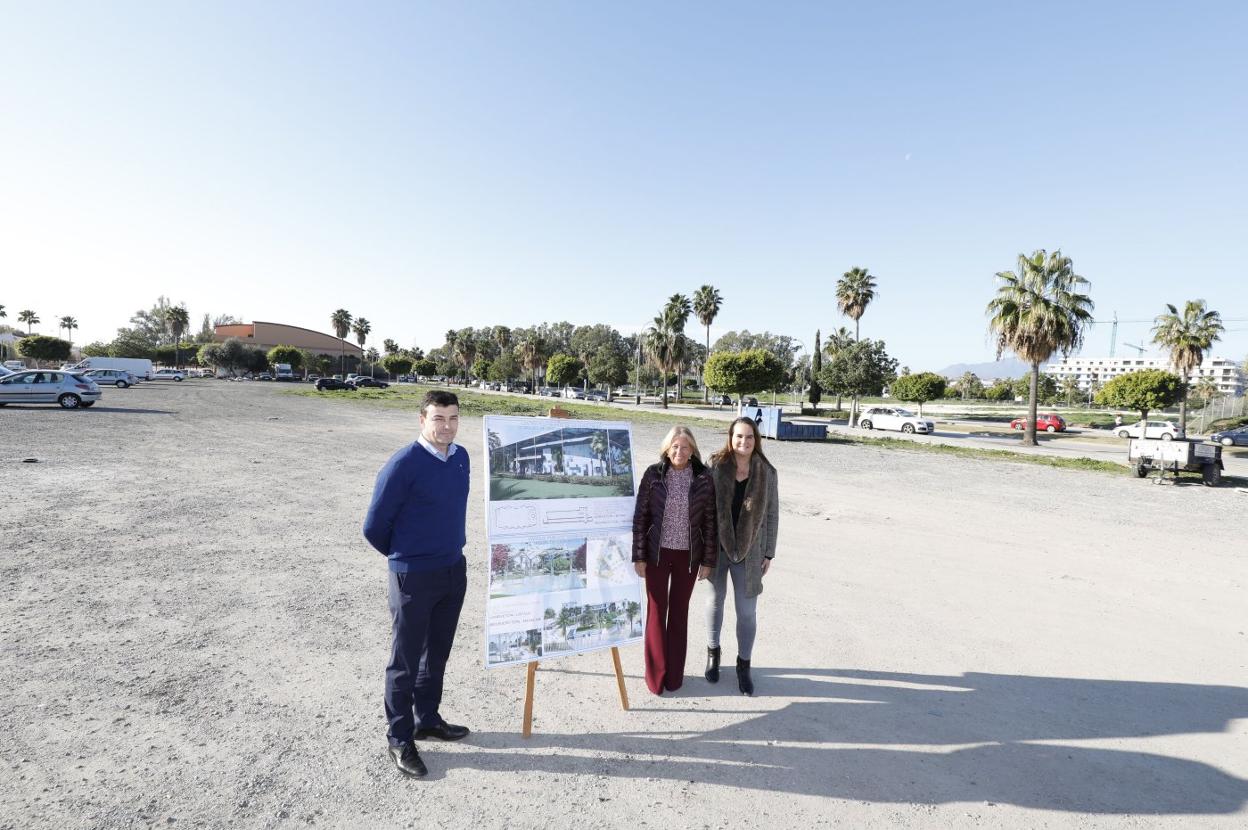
{"left": 516, "top": 336, "right": 543, "bottom": 392}
{"left": 986, "top": 250, "right": 1094, "bottom": 447}
{"left": 382, "top": 338, "right": 399, "bottom": 355}
{"left": 330, "top": 309, "right": 352, "bottom": 376}
{"left": 692, "top": 285, "right": 723, "bottom": 403}
{"left": 836, "top": 267, "right": 878, "bottom": 341}
{"left": 1152, "top": 300, "right": 1224, "bottom": 438}
{"left": 0, "top": 304, "right": 6, "bottom": 321}
{"left": 57, "top": 315, "right": 79, "bottom": 345}
{"left": 646, "top": 307, "right": 688, "bottom": 409}
{"left": 167, "top": 305, "right": 189, "bottom": 366}
{"left": 18, "top": 309, "right": 39, "bottom": 334}
{"left": 453, "top": 336, "right": 476, "bottom": 381}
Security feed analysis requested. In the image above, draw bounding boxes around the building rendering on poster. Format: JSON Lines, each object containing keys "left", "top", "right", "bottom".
{"left": 482, "top": 416, "right": 644, "bottom": 668}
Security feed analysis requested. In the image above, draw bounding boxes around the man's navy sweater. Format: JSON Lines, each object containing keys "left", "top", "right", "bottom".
{"left": 363, "top": 441, "right": 470, "bottom": 572}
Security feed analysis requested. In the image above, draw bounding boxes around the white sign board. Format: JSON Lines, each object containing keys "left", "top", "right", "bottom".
{"left": 482, "top": 416, "right": 644, "bottom": 668}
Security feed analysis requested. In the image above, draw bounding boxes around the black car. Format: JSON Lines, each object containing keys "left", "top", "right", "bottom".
{"left": 352, "top": 377, "right": 390, "bottom": 389}
{"left": 714, "top": 394, "right": 732, "bottom": 405}
{"left": 316, "top": 377, "right": 356, "bottom": 391}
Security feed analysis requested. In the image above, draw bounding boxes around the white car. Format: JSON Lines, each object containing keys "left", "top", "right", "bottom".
{"left": 563, "top": 387, "right": 585, "bottom": 399}
{"left": 151, "top": 369, "right": 185, "bottom": 382}
{"left": 0, "top": 370, "right": 102, "bottom": 409}
{"left": 858, "top": 406, "right": 935, "bottom": 434}
{"left": 1116, "top": 420, "right": 1177, "bottom": 440}
{"left": 84, "top": 368, "right": 137, "bottom": 388}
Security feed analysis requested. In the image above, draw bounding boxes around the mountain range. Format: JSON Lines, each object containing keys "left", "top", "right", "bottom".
{"left": 936, "top": 358, "right": 1030, "bottom": 380}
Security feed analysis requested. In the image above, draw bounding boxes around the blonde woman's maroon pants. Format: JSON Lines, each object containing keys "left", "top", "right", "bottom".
{"left": 643, "top": 547, "right": 698, "bottom": 694}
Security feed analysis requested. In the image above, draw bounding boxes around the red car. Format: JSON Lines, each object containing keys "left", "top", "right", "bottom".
{"left": 1010, "top": 413, "right": 1066, "bottom": 433}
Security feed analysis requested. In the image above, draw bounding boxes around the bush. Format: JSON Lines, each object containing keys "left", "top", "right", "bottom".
{"left": 17, "top": 335, "right": 72, "bottom": 365}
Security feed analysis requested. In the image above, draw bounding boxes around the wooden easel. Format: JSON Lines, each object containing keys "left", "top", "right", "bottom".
{"left": 522, "top": 647, "right": 630, "bottom": 737}
{"left": 519, "top": 406, "right": 631, "bottom": 737}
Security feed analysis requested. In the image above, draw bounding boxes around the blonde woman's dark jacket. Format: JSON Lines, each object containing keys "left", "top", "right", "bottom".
{"left": 709, "top": 453, "right": 778, "bottom": 598}
{"left": 631, "top": 457, "right": 718, "bottom": 573}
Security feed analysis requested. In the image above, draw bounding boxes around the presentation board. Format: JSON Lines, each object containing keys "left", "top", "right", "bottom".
{"left": 482, "top": 416, "right": 644, "bottom": 668}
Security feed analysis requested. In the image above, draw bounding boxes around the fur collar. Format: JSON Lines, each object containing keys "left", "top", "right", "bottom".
{"left": 712, "top": 453, "right": 773, "bottom": 563}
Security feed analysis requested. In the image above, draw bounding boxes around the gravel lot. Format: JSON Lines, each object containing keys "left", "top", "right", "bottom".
{"left": 2, "top": 381, "right": 1246, "bottom": 829}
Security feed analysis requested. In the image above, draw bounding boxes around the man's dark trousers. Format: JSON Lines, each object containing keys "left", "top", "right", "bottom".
{"left": 385, "top": 557, "right": 467, "bottom": 746}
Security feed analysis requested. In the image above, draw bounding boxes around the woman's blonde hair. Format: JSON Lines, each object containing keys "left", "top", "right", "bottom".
{"left": 658, "top": 426, "right": 701, "bottom": 465}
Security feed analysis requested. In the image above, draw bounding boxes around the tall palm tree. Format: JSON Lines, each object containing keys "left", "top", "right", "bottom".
{"left": 516, "top": 336, "right": 543, "bottom": 392}
{"left": 167, "top": 305, "right": 189, "bottom": 366}
{"left": 383, "top": 338, "right": 399, "bottom": 355}
{"left": 1152, "top": 300, "right": 1224, "bottom": 438}
{"left": 646, "top": 308, "right": 688, "bottom": 409}
{"left": 836, "top": 267, "right": 878, "bottom": 341}
{"left": 58, "top": 316, "right": 79, "bottom": 347}
{"left": 18, "top": 309, "right": 39, "bottom": 334}
{"left": 692, "top": 285, "right": 723, "bottom": 403}
{"left": 330, "top": 309, "right": 352, "bottom": 376}
{"left": 454, "top": 336, "right": 476, "bottom": 381}
{"left": 986, "top": 250, "right": 1094, "bottom": 447}
{"left": 0, "top": 304, "right": 6, "bottom": 321}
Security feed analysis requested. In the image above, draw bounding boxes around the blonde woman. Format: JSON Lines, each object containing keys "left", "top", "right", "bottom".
{"left": 631, "top": 426, "right": 718, "bottom": 694}
{"left": 705, "top": 417, "right": 778, "bottom": 695}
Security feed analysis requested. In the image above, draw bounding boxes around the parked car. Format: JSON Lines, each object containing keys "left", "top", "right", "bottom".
{"left": 1116, "top": 420, "right": 1177, "bottom": 440}
{"left": 584, "top": 389, "right": 610, "bottom": 402}
{"left": 352, "top": 377, "right": 390, "bottom": 389}
{"left": 316, "top": 377, "right": 357, "bottom": 391}
{"left": 712, "top": 394, "right": 733, "bottom": 405}
{"left": 1209, "top": 426, "right": 1248, "bottom": 447}
{"left": 257, "top": 372, "right": 273, "bottom": 381}
{"left": 563, "top": 387, "right": 585, "bottom": 399}
{"left": 0, "top": 370, "right": 101, "bottom": 409}
{"left": 151, "top": 369, "right": 185, "bottom": 382}
{"left": 83, "top": 368, "right": 134, "bottom": 388}
{"left": 742, "top": 396, "right": 759, "bottom": 407}
{"left": 1009, "top": 413, "right": 1067, "bottom": 433}
{"left": 858, "top": 406, "right": 935, "bottom": 434}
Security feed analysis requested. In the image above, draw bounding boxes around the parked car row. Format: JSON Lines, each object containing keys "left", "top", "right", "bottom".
{"left": 314, "top": 375, "right": 390, "bottom": 391}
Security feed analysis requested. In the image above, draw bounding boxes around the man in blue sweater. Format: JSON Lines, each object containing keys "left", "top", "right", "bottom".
{"left": 363, "top": 390, "right": 471, "bottom": 778}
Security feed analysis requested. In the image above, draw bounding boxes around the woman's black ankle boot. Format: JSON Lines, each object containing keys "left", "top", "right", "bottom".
{"left": 705, "top": 646, "right": 721, "bottom": 683}
{"left": 736, "top": 657, "right": 754, "bottom": 696}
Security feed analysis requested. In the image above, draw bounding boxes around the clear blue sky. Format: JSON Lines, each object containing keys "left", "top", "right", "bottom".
{"left": 3, "top": 1, "right": 1245, "bottom": 370}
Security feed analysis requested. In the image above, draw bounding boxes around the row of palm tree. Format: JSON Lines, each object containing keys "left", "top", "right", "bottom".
{"left": 0, "top": 306, "right": 83, "bottom": 344}
{"left": 639, "top": 286, "right": 724, "bottom": 409}
{"left": 329, "top": 309, "right": 372, "bottom": 375}
{"left": 986, "top": 250, "right": 1225, "bottom": 446}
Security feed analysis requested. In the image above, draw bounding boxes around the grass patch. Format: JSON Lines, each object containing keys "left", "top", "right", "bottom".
{"left": 283, "top": 384, "right": 729, "bottom": 430}
{"left": 828, "top": 433, "right": 1128, "bottom": 474}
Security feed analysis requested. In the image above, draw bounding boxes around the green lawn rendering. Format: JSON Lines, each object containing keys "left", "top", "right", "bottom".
{"left": 490, "top": 474, "right": 632, "bottom": 500}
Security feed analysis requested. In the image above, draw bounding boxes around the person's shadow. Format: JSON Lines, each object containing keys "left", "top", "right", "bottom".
{"left": 444, "top": 667, "right": 1248, "bottom": 814}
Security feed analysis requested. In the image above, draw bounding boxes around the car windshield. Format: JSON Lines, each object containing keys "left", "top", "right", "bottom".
{"left": 895, "top": 409, "right": 917, "bottom": 418}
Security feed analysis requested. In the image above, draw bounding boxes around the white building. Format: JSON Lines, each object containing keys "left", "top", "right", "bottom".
{"left": 1044, "top": 355, "right": 1244, "bottom": 396}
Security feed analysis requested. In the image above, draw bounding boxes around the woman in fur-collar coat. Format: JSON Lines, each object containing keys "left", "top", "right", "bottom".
{"left": 705, "top": 416, "right": 778, "bottom": 695}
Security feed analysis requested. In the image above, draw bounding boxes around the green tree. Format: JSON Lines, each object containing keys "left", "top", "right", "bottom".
{"left": 1151, "top": 300, "right": 1224, "bottom": 438}
{"left": 198, "top": 343, "right": 225, "bottom": 372}
{"left": 546, "top": 353, "right": 582, "bottom": 388}
{"left": 81, "top": 341, "right": 110, "bottom": 357}
{"left": 381, "top": 353, "right": 414, "bottom": 378}
{"left": 17, "top": 309, "right": 39, "bottom": 334}
{"left": 166, "top": 305, "right": 190, "bottom": 366}
{"left": 413, "top": 358, "right": 437, "bottom": 379}
{"left": 889, "top": 372, "right": 947, "bottom": 416}
{"left": 693, "top": 285, "right": 723, "bottom": 402}
{"left": 836, "top": 267, "right": 877, "bottom": 341}
{"left": 330, "top": 309, "right": 352, "bottom": 376}
{"left": 487, "top": 351, "right": 521, "bottom": 384}
{"left": 17, "top": 335, "right": 71, "bottom": 367}
{"left": 646, "top": 306, "right": 689, "bottom": 408}
{"left": 109, "top": 330, "right": 156, "bottom": 359}
{"left": 821, "top": 326, "right": 854, "bottom": 409}
{"left": 515, "top": 335, "right": 544, "bottom": 392}
{"left": 1095, "top": 369, "right": 1184, "bottom": 424}
{"left": 704, "top": 349, "right": 786, "bottom": 399}
{"left": 267, "top": 345, "right": 304, "bottom": 372}
{"left": 958, "top": 372, "right": 985, "bottom": 400}
{"left": 472, "top": 356, "right": 492, "bottom": 380}
{"left": 352, "top": 318, "right": 372, "bottom": 371}
{"left": 382, "top": 338, "right": 399, "bottom": 355}
{"left": 586, "top": 348, "right": 628, "bottom": 390}
{"left": 986, "top": 249, "right": 1094, "bottom": 447}
{"left": 818, "top": 339, "right": 899, "bottom": 422}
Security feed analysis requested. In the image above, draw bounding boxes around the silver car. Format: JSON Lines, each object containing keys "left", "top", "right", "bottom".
{"left": 0, "top": 370, "right": 102, "bottom": 409}
{"left": 84, "top": 368, "right": 136, "bottom": 388}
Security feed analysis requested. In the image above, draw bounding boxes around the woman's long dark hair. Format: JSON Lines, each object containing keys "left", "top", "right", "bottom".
{"left": 710, "top": 417, "right": 767, "bottom": 467}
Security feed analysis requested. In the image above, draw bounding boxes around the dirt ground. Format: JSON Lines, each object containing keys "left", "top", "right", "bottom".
{"left": 2, "top": 381, "right": 1246, "bottom": 829}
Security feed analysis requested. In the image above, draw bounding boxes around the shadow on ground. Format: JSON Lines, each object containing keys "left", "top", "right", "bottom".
{"left": 449, "top": 668, "right": 1248, "bottom": 814}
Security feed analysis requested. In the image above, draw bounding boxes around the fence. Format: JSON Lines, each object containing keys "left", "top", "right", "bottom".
{"left": 1194, "top": 395, "right": 1247, "bottom": 433}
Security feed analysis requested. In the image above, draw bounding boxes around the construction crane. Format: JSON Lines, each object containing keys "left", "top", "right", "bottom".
{"left": 1120, "top": 343, "right": 1146, "bottom": 357}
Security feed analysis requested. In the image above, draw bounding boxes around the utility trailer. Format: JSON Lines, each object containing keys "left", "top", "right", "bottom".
{"left": 1128, "top": 438, "right": 1224, "bottom": 486}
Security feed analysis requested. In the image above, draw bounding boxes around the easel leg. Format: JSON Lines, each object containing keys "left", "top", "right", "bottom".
{"left": 611, "top": 646, "right": 630, "bottom": 711}
{"left": 522, "top": 661, "right": 537, "bottom": 738}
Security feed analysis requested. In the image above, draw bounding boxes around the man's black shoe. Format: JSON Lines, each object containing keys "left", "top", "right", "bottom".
{"left": 388, "top": 742, "right": 428, "bottom": 778}
{"left": 414, "top": 722, "right": 470, "bottom": 742}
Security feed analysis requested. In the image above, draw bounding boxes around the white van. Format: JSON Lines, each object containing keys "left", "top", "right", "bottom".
{"left": 64, "top": 357, "right": 154, "bottom": 381}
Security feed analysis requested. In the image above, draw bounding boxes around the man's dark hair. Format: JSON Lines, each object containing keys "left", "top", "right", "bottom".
{"left": 421, "top": 390, "right": 459, "bottom": 413}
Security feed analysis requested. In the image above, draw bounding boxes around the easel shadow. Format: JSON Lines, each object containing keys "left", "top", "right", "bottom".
{"left": 451, "top": 667, "right": 1248, "bottom": 814}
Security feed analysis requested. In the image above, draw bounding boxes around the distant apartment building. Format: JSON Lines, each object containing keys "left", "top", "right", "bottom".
{"left": 1044, "top": 355, "right": 1244, "bottom": 396}
{"left": 213, "top": 321, "right": 362, "bottom": 359}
